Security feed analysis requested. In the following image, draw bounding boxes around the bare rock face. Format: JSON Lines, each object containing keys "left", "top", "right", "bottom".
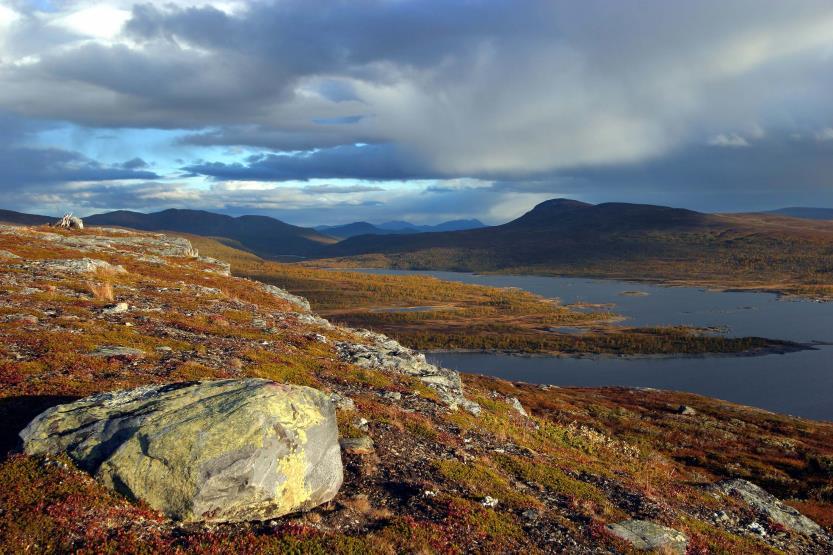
{"left": 20, "top": 379, "right": 343, "bottom": 523}
{"left": 606, "top": 520, "right": 688, "bottom": 554}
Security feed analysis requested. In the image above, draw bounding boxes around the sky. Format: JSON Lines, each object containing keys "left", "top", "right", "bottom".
{"left": 1, "top": 0, "right": 833, "bottom": 226}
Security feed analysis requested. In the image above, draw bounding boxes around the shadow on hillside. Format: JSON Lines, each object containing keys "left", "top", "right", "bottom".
{"left": 0, "top": 395, "right": 79, "bottom": 460}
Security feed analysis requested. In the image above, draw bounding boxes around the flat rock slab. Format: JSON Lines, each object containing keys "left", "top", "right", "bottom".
{"left": 90, "top": 346, "right": 145, "bottom": 359}
{"left": 606, "top": 519, "right": 688, "bottom": 554}
{"left": 20, "top": 378, "right": 343, "bottom": 523}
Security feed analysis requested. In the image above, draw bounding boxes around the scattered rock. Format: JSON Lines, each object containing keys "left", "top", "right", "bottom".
{"left": 605, "top": 520, "right": 688, "bottom": 554}
{"left": 0, "top": 249, "right": 19, "bottom": 259}
{"left": 382, "top": 391, "right": 402, "bottom": 401}
{"left": 89, "top": 346, "right": 146, "bottom": 359}
{"left": 102, "top": 302, "right": 129, "bottom": 314}
{"left": 6, "top": 314, "right": 39, "bottom": 325}
{"left": 20, "top": 379, "right": 343, "bottom": 523}
{"left": 676, "top": 405, "right": 697, "bottom": 416}
{"left": 330, "top": 392, "right": 356, "bottom": 412}
{"left": 261, "top": 284, "right": 311, "bottom": 311}
{"left": 522, "top": 508, "right": 540, "bottom": 521}
{"left": 715, "top": 479, "right": 827, "bottom": 538}
{"left": 340, "top": 436, "right": 375, "bottom": 455}
{"left": 55, "top": 213, "right": 84, "bottom": 230}
{"left": 336, "top": 330, "right": 480, "bottom": 415}
{"left": 41, "top": 258, "right": 127, "bottom": 275}
{"left": 507, "top": 396, "right": 529, "bottom": 417}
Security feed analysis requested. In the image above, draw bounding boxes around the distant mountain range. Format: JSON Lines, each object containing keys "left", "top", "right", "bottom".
{"left": 319, "top": 199, "right": 833, "bottom": 285}
{"left": 764, "top": 207, "right": 833, "bottom": 221}
{"left": 4, "top": 202, "right": 833, "bottom": 283}
{"left": 315, "top": 219, "right": 484, "bottom": 238}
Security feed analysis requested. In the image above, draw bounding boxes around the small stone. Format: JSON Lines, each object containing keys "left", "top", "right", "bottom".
{"left": 0, "top": 249, "right": 20, "bottom": 259}
{"left": 507, "top": 396, "right": 529, "bottom": 418}
{"left": 481, "top": 496, "right": 499, "bottom": 508}
{"left": 155, "top": 346, "right": 173, "bottom": 352}
{"left": 748, "top": 521, "right": 767, "bottom": 536}
{"left": 330, "top": 392, "right": 356, "bottom": 412}
{"left": 522, "top": 509, "right": 539, "bottom": 521}
{"left": 382, "top": 391, "right": 402, "bottom": 401}
{"left": 103, "top": 302, "right": 129, "bottom": 314}
{"left": 340, "top": 436, "right": 375, "bottom": 455}
{"left": 676, "top": 405, "right": 697, "bottom": 416}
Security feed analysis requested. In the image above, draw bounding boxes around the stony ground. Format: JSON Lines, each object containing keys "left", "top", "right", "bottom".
{"left": 1, "top": 224, "right": 832, "bottom": 554}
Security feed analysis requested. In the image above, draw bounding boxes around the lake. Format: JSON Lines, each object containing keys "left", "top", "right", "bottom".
{"left": 354, "top": 269, "right": 833, "bottom": 421}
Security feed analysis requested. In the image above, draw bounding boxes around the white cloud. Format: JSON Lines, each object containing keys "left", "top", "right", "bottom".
{"left": 816, "top": 128, "right": 833, "bottom": 141}
{"left": 708, "top": 133, "right": 750, "bottom": 148}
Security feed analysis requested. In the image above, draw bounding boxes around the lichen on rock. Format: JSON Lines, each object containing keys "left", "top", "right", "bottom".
{"left": 20, "top": 378, "right": 343, "bottom": 523}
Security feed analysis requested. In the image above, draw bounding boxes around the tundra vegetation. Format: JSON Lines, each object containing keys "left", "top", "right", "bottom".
{"left": 187, "top": 236, "right": 799, "bottom": 357}
{"left": 0, "top": 224, "right": 831, "bottom": 553}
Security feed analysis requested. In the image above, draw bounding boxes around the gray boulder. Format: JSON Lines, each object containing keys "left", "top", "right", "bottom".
{"left": 606, "top": 520, "right": 688, "bottom": 554}
{"left": 20, "top": 379, "right": 343, "bottom": 523}
{"left": 716, "top": 479, "right": 827, "bottom": 538}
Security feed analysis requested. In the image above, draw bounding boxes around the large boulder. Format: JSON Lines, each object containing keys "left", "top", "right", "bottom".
{"left": 20, "top": 379, "right": 343, "bottom": 523}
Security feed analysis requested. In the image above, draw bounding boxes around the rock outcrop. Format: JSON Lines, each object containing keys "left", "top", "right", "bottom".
{"left": 261, "top": 283, "right": 312, "bottom": 312}
{"left": 606, "top": 520, "right": 688, "bottom": 554}
{"left": 20, "top": 379, "right": 343, "bottom": 523}
{"left": 55, "top": 213, "right": 84, "bottom": 230}
{"left": 337, "top": 330, "right": 480, "bottom": 415}
{"left": 715, "top": 479, "right": 828, "bottom": 538}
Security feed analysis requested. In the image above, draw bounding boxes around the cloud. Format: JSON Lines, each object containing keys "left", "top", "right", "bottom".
{"left": 708, "top": 133, "right": 750, "bottom": 147}
{"left": 184, "top": 144, "right": 437, "bottom": 182}
{"left": 302, "top": 184, "right": 384, "bottom": 194}
{"left": 3, "top": 1, "right": 833, "bottom": 220}
{"left": 2, "top": 1, "right": 833, "bottom": 178}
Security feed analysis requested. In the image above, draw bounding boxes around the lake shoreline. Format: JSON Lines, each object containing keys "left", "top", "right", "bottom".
{"left": 424, "top": 339, "right": 816, "bottom": 361}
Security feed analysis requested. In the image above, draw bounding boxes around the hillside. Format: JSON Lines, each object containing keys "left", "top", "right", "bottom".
{"left": 318, "top": 199, "right": 833, "bottom": 299}
{"left": 0, "top": 209, "right": 54, "bottom": 226}
{"left": 767, "top": 208, "right": 833, "bottom": 221}
{"left": 0, "top": 223, "right": 832, "bottom": 553}
{"left": 83, "top": 209, "right": 337, "bottom": 258}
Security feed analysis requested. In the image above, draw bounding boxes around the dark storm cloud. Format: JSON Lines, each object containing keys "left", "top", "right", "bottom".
{"left": 2, "top": 1, "right": 833, "bottom": 218}
{"left": 184, "top": 144, "right": 438, "bottom": 182}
